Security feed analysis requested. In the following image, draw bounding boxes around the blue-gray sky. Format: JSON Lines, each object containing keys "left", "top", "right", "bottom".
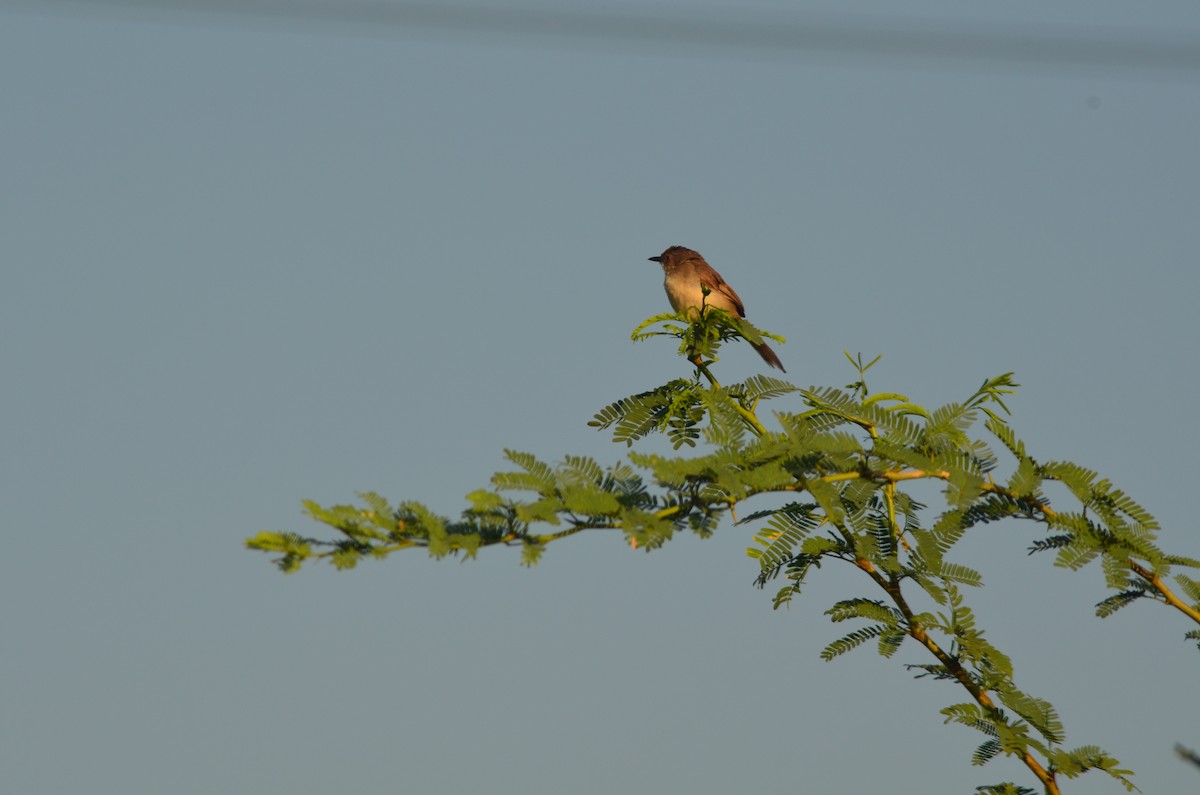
{"left": 3, "top": 2, "right": 1199, "bottom": 793}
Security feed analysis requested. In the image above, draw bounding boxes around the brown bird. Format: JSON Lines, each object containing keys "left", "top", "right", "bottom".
{"left": 648, "top": 245, "right": 785, "bottom": 372}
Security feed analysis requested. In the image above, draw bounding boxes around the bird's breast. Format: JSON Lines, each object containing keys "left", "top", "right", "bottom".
{"left": 664, "top": 276, "right": 740, "bottom": 316}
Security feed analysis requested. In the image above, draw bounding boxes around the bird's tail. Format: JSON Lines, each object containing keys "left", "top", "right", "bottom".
{"left": 752, "top": 341, "right": 786, "bottom": 373}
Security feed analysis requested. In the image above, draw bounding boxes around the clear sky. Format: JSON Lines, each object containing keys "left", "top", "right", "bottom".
{"left": 3, "top": 2, "right": 1199, "bottom": 793}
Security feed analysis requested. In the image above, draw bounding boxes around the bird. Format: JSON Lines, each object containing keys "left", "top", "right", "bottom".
{"left": 648, "top": 245, "right": 785, "bottom": 372}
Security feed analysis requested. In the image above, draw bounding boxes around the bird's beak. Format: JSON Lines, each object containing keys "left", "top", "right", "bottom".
{"left": 648, "top": 256, "right": 661, "bottom": 263}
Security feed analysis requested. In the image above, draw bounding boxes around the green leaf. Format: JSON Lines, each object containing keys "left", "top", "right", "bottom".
{"left": 974, "top": 785, "right": 1036, "bottom": 795}
{"left": 805, "top": 478, "right": 847, "bottom": 525}
{"left": 877, "top": 631, "right": 905, "bottom": 658}
{"left": 747, "top": 503, "right": 820, "bottom": 571}
{"left": 800, "top": 536, "right": 844, "bottom": 557}
{"left": 466, "top": 489, "right": 505, "bottom": 512}
{"left": 972, "top": 738, "right": 1003, "bottom": 766}
{"left": 562, "top": 488, "right": 621, "bottom": 517}
{"left": 1095, "top": 588, "right": 1147, "bottom": 618}
{"left": 521, "top": 539, "right": 546, "bottom": 566}
{"left": 820, "top": 625, "right": 886, "bottom": 661}
{"left": 1006, "top": 458, "right": 1041, "bottom": 499}
{"left": 742, "top": 374, "right": 798, "bottom": 402}
{"left": 941, "top": 703, "right": 996, "bottom": 736}
{"left": 826, "top": 598, "right": 901, "bottom": 626}
{"left": 244, "top": 531, "right": 292, "bottom": 553}
{"left": 1173, "top": 574, "right": 1200, "bottom": 604}
{"left": 1050, "top": 745, "right": 1136, "bottom": 791}
{"left": 629, "top": 311, "right": 687, "bottom": 340}
{"left": 998, "top": 690, "right": 1064, "bottom": 744}
{"left": 938, "top": 561, "right": 984, "bottom": 587}
{"left": 330, "top": 543, "right": 363, "bottom": 571}
{"left": 516, "top": 497, "right": 563, "bottom": 526}
{"left": 589, "top": 380, "right": 698, "bottom": 446}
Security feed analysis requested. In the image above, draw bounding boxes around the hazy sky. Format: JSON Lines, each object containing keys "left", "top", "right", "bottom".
{"left": 4, "top": 3, "right": 1199, "bottom": 793}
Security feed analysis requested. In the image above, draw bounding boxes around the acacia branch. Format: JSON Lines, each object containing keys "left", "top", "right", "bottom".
{"left": 1128, "top": 560, "right": 1200, "bottom": 625}
{"left": 855, "top": 558, "right": 1061, "bottom": 795}
{"left": 820, "top": 466, "right": 1200, "bottom": 624}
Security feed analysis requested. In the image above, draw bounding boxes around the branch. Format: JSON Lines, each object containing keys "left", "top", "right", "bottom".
{"left": 856, "top": 560, "right": 1060, "bottom": 795}
{"left": 1128, "top": 560, "right": 1200, "bottom": 626}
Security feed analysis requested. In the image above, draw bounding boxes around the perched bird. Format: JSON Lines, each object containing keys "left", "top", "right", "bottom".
{"left": 648, "top": 245, "right": 785, "bottom": 372}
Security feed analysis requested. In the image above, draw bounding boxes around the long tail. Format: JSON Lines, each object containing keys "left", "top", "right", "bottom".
{"left": 752, "top": 341, "right": 786, "bottom": 372}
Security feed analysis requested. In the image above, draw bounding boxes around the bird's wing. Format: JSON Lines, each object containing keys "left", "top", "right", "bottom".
{"left": 699, "top": 270, "right": 746, "bottom": 317}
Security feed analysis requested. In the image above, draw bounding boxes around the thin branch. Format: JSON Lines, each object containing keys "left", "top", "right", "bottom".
{"left": 1129, "top": 560, "right": 1200, "bottom": 625}
{"left": 856, "top": 560, "right": 1061, "bottom": 795}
